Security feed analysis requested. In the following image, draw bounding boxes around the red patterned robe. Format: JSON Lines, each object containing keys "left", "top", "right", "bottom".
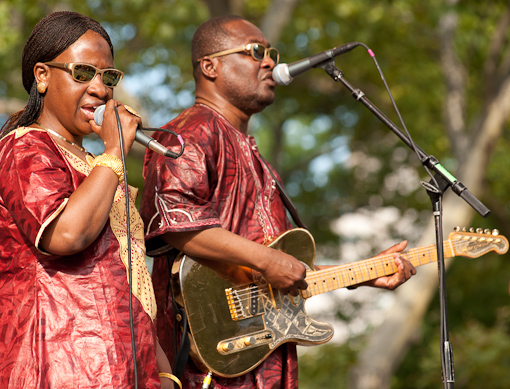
{"left": 0, "top": 127, "right": 160, "bottom": 388}
{"left": 140, "top": 104, "right": 299, "bottom": 389}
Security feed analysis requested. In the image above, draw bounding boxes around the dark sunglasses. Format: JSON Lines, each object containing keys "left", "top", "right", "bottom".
{"left": 44, "top": 62, "right": 124, "bottom": 87}
{"left": 198, "top": 43, "right": 279, "bottom": 64}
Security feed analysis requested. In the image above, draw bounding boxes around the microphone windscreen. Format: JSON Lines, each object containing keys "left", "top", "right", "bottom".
{"left": 272, "top": 64, "right": 292, "bottom": 85}
{"left": 94, "top": 105, "right": 106, "bottom": 126}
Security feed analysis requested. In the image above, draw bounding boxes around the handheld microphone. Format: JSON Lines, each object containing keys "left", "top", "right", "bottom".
{"left": 94, "top": 104, "right": 184, "bottom": 159}
{"left": 272, "top": 42, "right": 361, "bottom": 85}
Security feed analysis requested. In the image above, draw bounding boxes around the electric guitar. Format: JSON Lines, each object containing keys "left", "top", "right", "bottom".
{"left": 170, "top": 227, "right": 508, "bottom": 378}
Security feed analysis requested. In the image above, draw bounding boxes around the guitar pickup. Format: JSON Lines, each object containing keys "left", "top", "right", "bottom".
{"left": 217, "top": 330, "right": 274, "bottom": 355}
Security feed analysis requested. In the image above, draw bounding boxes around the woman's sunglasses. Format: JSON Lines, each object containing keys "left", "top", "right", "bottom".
{"left": 198, "top": 43, "right": 279, "bottom": 64}
{"left": 44, "top": 62, "right": 124, "bottom": 88}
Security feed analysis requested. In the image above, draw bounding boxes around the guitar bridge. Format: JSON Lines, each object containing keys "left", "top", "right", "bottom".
{"left": 225, "top": 283, "right": 264, "bottom": 321}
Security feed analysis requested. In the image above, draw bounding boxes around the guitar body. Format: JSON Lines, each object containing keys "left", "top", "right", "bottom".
{"left": 171, "top": 228, "right": 334, "bottom": 377}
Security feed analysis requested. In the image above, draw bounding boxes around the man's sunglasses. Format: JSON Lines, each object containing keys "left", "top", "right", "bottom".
{"left": 198, "top": 43, "right": 279, "bottom": 64}
{"left": 44, "top": 62, "right": 124, "bottom": 88}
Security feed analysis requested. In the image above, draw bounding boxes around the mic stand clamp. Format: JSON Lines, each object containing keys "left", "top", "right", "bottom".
{"left": 317, "top": 60, "right": 491, "bottom": 389}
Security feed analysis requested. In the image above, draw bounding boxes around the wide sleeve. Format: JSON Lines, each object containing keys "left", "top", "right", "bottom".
{"left": 0, "top": 129, "right": 76, "bottom": 253}
{"left": 140, "top": 111, "right": 224, "bottom": 255}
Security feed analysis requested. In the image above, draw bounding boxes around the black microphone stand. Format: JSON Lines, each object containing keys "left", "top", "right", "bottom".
{"left": 317, "top": 60, "right": 490, "bottom": 389}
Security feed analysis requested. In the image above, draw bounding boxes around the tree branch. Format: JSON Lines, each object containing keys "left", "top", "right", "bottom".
{"left": 483, "top": 1, "right": 510, "bottom": 99}
{"left": 440, "top": 0, "right": 468, "bottom": 161}
{"left": 202, "top": 0, "right": 232, "bottom": 17}
{"left": 259, "top": 0, "right": 298, "bottom": 44}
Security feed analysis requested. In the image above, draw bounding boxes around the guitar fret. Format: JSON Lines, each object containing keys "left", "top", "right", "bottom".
{"left": 346, "top": 264, "right": 358, "bottom": 286}
{"left": 340, "top": 266, "right": 351, "bottom": 288}
{"left": 363, "top": 261, "right": 371, "bottom": 282}
{"left": 323, "top": 272, "right": 335, "bottom": 293}
{"left": 412, "top": 248, "right": 422, "bottom": 266}
{"left": 366, "top": 257, "right": 381, "bottom": 279}
{"left": 446, "top": 239, "right": 454, "bottom": 259}
{"left": 383, "top": 256, "right": 397, "bottom": 276}
{"left": 317, "top": 274, "right": 327, "bottom": 294}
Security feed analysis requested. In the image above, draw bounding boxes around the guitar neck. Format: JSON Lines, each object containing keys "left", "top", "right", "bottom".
{"left": 302, "top": 240, "right": 453, "bottom": 298}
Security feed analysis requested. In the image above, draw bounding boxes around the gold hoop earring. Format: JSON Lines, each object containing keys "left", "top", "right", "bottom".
{"left": 37, "top": 82, "right": 47, "bottom": 94}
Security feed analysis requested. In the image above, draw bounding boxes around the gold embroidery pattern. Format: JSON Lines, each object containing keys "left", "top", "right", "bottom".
{"left": 109, "top": 183, "right": 157, "bottom": 319}
{"left": 60, "top": 147, "right": 94, "bottom": 174}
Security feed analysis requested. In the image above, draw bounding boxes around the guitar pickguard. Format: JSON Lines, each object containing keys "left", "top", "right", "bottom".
{"left": 262, "top": 293, "right": 333, "bottom": 345}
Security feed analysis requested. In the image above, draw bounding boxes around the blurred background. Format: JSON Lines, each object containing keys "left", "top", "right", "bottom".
{"left": 1, "top": 1, "right": 510, "bottom": 387}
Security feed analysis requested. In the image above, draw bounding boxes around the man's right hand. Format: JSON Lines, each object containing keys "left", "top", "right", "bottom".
{"left": 258, "top": 249, "right": 308, "bottom": 296}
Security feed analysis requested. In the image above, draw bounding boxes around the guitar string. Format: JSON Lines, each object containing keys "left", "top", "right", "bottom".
{"left": 227, "top": 238, "right": 500, "bottom": 304}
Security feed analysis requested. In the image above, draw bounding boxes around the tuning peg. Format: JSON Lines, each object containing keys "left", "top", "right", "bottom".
{"left": 453, "top": 226, "right": 460, "bottom": 231}
{"left": 476, "top": 228, "right": 483, "bottom": 233}
{"left": 484, "top": 229, "right": 491, "bottom": 235}
{"left": 469, "top": 227, "right": 475, "bottom": 232}
{"left": 492, "top": 229, "right": 500, "bottom": 236}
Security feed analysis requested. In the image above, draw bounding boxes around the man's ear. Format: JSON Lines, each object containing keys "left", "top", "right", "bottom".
{"left": 199, "top": 57, "right": 218, "bottom": 80}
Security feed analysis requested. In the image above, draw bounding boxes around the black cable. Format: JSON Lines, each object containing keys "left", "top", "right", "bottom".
{"left": 145, "top": 127, "right": 186, "bottom": 159}
{"left": 360, "top": 42, "right": 439, "bottom": 190}
{"left": 113, "top": 106, "right": 138, "bottom": 388}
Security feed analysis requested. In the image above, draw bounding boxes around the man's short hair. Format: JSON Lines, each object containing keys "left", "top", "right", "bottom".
{"left": 191, "top": 15, "right": 246, "bottom": 76}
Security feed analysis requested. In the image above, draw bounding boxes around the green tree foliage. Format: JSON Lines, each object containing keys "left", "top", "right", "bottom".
{"left": 298, "top": 340, "right": 360, "bottom": 389}
{"left": 393, "top": 253, "right": 510, "bottom": 388}
{"left": 2, "top": 0, "right": 510, "bottom": 386}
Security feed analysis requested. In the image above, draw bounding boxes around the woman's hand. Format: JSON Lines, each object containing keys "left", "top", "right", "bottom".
{"left": 89, "top": 100, "right": 141, "bottom": 158}
{"left": 157, "top": 341, "right": 176, "bottom": 389}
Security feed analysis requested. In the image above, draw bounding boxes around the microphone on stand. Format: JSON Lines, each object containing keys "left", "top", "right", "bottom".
{"left": 272, "top": 42, "right": 361, "bottom": 85}
{"left": 94, "top": 104, "right": 184, "bottom": 159}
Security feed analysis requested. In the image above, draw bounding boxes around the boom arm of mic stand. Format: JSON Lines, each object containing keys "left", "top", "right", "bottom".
{"left": 320, "top": 61, "right": 490, "bottom": 218}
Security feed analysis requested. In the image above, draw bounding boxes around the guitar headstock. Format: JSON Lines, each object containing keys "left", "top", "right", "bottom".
{"left": 449, "top": 227, "right": 509, "bottom": 258}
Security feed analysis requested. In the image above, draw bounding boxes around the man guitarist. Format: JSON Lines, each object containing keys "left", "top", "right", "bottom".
{"left": 140, "top": 15, "right": 416, "bottom": 389}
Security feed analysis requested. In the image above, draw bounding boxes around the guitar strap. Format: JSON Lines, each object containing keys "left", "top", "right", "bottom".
{"left": 259, "top": 156, "right": 308, "bottom": 230}
{"left": 166, "top": 252, "right": 191, "bottom": 380}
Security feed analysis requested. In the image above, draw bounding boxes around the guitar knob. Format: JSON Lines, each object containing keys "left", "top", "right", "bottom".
{"left": 222, "top": 342, "right": 234, "bottom": 352}
{"left": 243, "top": 336, "right": 256, "bottom": 346}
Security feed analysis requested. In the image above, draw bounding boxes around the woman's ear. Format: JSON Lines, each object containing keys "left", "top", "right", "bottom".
{"left": 34, "top": 62, "right": 50, "bottom": 92}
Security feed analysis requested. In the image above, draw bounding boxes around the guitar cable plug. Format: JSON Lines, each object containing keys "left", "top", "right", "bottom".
{"left": 201, "top": 372, "right": 212, "bottom": 389}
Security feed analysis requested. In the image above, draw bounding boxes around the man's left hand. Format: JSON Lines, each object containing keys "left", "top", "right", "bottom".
{"left": 363, "top": 241, "right": 416, "bottom": 290}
